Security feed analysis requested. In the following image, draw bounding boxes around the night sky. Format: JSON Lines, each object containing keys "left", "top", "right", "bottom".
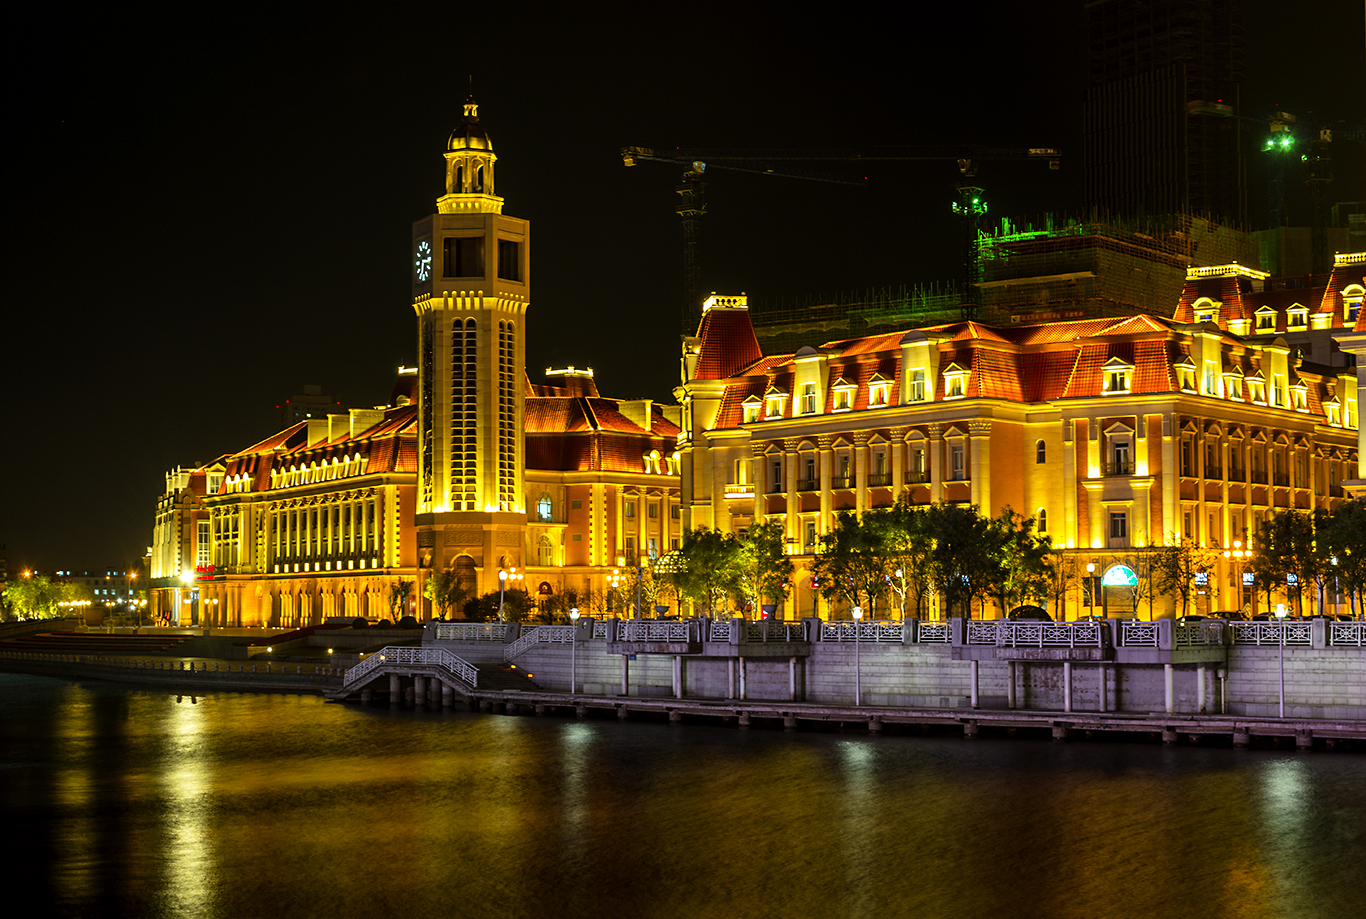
{"left": 3, "top": 2, "right": 1359, "bottom": 571}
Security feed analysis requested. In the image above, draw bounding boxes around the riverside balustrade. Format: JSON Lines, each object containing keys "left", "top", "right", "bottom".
{"left": 967, "top": 621, "right": 1104, "bottom": 647}
{"left": 819, "top": 620, "right": 904, "bottom": 642}
{"left": 620, "top": 620, "right": 699, "bottom": 643}
{"left": 344, "top": 646, "right": 479, "bottom": 689}
{"left": 433, "top": 622, "right": 509, "bottom": 642}
{"left": 1330, "top": 622, "right": 1366, "bottom": 647}
{"left": 1230, "top": 621, "right": 1313, "bottom": 647}
{"left": 504, "top": 625, "right": 575, "bottom": 661}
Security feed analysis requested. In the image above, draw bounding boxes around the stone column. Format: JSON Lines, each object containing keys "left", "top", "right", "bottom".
{"left": 890, "top": 426, "right": 908, "bottom": 502}
{"left": 1063, "top": 661, "right": 1072, "bottom": 713}
{"left": 853, "top": 431, "right": 869, "bottom": 515}
{"left": 413, "top": 675, "right": 426, "bottom": 706}
{"left": 970, "top": 659, "right": 979, "bottom": 709}
{"left": 818, "top": 435, "right": 834, "bottom": 535}
{"left": 728, "top": 658, "right": 736, "bottom": 699}
{"left": 751, "top": 442, "right": 766, "bottom": 525}
{"left": 621, "top": 654, "right": 630, "bottom": 696}
{"left": 673, "top": 655, "right": 683, "bottom": 699}
{"left": 1164, "top": 663, "right": 1174, "bottom": 714}
{"left": 739, "top": 656, "right": 747, "bottom": 700}
{"left": 1063, "top": 418, "right": 1078, "bottom": 544}
{"left": 789, "top": 656, "right": 797, "bottom": 701}
{"left": 1084, "top": 482, "right": 1104, "bottom": 550}
{"left": 1006, "top": 661, "right": 1016, "bottom": 709}
{"left": 1197, "top": 663, "right": 1206, "bottom": 714}
{"left": 784, "top": 438, "right": 801, "bottom": 542}
{"left": 389, "top": 673, "right": 401, "bottom": 705}
{"left": 969, "top": 419, "right": 993, "bottom": 513}
{"left": 928, "top": 423, "right": 944, "bottom": 504}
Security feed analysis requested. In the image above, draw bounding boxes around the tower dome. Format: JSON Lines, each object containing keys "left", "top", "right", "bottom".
{"left": 447, "top": 96, "right": 492, "bottom": 152}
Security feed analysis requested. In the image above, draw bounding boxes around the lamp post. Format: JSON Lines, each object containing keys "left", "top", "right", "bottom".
{"left": 569, "top": 607, "right": 580, "bottom": 694}
{"left": 1276, "top": 602, "right": 1288, "bottom": 718}
{"left": 852, "top": 604, "right": 863, "bottom": 707}
{"left": 498, "top": 567, "right": 522, "bottom": 623}
{"left": 1085, "top": 562, "right": 1096, "bottom": 621}
{"left": 180, "top": 569, "right": 198, "bottom": 628}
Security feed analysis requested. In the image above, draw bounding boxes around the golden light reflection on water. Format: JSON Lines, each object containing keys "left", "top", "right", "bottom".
{"left": 3, "top": 675, "right": 1365, "bottom": 919}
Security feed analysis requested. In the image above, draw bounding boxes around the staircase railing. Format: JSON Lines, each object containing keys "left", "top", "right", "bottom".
{"left": 343, "top": 645, "right": 479, "bottom": 689}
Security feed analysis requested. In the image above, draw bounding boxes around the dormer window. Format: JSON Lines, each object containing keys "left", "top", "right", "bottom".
{"left": 1325, "top": 397, "right": 1341, "bottom": 426}
{"left": 1287, "top": 304, "right": 1308, "bottom": 331}
{"left": 1290, "top": 381, "right": 1308, "bottom": 412}
{"left": 1344, "top": 285, "right": 1363, "bottom": 324}
{"left": 910, "top": 369, "right": 928, "bottom": 402}
{"left": 832, "top": 377, "right": 855, "bottom": 412}
{"left": 868, "top": 373, "right": 891, "bottom": 408}
{"left": 800, "top": 383, "right": 818, "bottom": 414}
{"left": 1102, "top": 357, "right": 1133, "bottom": 395}
{"left": 764, "top": 391, "right": 786, "bottom": 420}
{"left": 1255, "top": 307, "right": 1277, "bottom": 332}
{"left": 1192, "top": 298, "right": 1219, "bottom": 325}
{"left": 942, "top": 363, "right": 968, "bottom": 400}
{"left": 742, "top": 395, "right": 761, "bottom": 424}
{"left": 1175, "top": 358, "right": 1197, "bottom": 392}
{"left": 1247, "top": 373, "right": 1266, "bottom": 405}
{"left": 1222, "top": 368, "right": 1244, "bottom": 401}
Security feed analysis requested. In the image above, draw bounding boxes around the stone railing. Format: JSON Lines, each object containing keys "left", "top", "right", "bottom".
{"left": 619, "top": 620, "right": 699, "bottom": 643}
{"left": 997, "top": 622, "right": 1104, "bottom": 648}
{"left": 745, "top": 620, "right": 808, "bottom": 642}
{"left": 592, "top": 620, "right": 613, "bottom": 641}
{"left": 504, "top": 625, "right": 575, "bottom": 661}
{"left": 1330, "top": 621, "right": 1366, "bottom": 647}
{"left": 916, "top": 621, "right": 950, "bottom": 643}
{"left": 966, "top": 621, "right": 999, "bottom": 645}
{"left": 1120, "top": 621, "right": 1159, "bottom": 647}
{"left": 1229, "top": 621, "right": 1313, "bottom": 647}
{"left": 344, "top": 645, "right": 478, "bottom": 689}
{"left": 1175, "top": 621, "right": 1225, "bottom": 646}
{"left": 432, "top": 622, "right": 509, "bottom": 642}
{"left": 819, "top": 620, "right": 905, "bottom": 643}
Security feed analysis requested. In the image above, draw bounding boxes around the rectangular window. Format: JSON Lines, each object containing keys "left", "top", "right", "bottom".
{"left": 444, "top": 236, "right": 484, "bottom": 277}
{"left": 197, "top": 521, "right": 210, "bottom": 567}
{"left": 805, "top": 457, "right": 816, "bottom": 481}
{"left": 671, "top": 505, "right": 680, "bottom": 520}
{"left": 1184, "top": 511, "right": 1192, "bottom": 539}
{"left": 801, "top": 384, "right": 817, "bottom": 414}
{"left": 625, "top": 502, "right": 635, "bottom": 519}
{"left": 772, "top": 460, "right": 782, "bottom": 491}
{"left": 1109, "top": 512, "right": 1128, "bottom": 539}
{"left": 648, "top": 503, "right": 658, "bottom": 519}
{"left": 805, "top": 521, "right": 816, "bottom": 548}
{"left": 497, "top": 239, "right": 521, "bottom": 281}
{"left": 1113, "top": 442, "right": 1129, "bottom": 473}
{"left": 571, "top": 499, "right": 582, "bottom": 510}
{"left": 951, "top": 444, "right": 965, "bottom": 480}
{"left": 911, "top": 370, "right": 926, "bottom": 402}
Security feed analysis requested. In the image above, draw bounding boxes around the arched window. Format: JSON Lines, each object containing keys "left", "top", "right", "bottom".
{"left": 1036, "top": 440, "right": 1046, "bottom": 464}
{"left": 1038, "top": 509, "right": 1048, "bottom": 533}
{"left": 537, "top": 492, "right": 553, "bottom": 522}
{"left": 538, "top": 536, "right": 553, "bottom": 566}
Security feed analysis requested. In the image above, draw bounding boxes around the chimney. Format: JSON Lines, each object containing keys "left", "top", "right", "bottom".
{"left": 617, "top": 399, "right": 653, "bottom": 432}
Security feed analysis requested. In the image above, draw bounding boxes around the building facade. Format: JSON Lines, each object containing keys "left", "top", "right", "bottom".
{"left": 149, "top": 102, "right": 682, "bottom": 626}
{"left": 677, "top": 257, "right": 1362, "bottom": 619}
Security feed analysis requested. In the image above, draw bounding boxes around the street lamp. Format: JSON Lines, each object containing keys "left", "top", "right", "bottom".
{"left": 498, "top": 567, "right": 523, "bottom": 623}
{"left": 1086, "top": 563, "right": 1096, "bottom": 621}
{"left": 852, "top": 604, "right": 863, "bottom": 707}
{"left": 180, "top": 569, "right": 198, "bottom": 627}
{"left": 568, "top": 607, "right": 580, "bottom": 694}
{"left": 1276, "top": 602, "right": 1288, "bottom": 718}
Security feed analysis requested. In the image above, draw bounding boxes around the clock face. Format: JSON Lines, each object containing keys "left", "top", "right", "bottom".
{"left": 414, "top": 240, "right": 432, "bottom": 282}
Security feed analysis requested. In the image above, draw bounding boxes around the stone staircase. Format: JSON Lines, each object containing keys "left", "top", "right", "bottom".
{"left": 475, "top": 662, "right": 545, "bottom": 692}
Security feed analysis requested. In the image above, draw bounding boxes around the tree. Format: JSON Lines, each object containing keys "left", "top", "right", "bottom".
{"left": 663, "top": 527, "right": 741, "bottom": 616}
{"left": 924, "top": 502, "right": 997, "bottom": 618}
{"left": 1321, "top": 499, "right": 1366, "bottom": 618}
{"left": 423, "top": 568, "right": 468, "bottom": 620}
{"left": 988, "top": 507, "right": 1053, "bottom": 616}
{"left": 734, "top": 522, "right": 794, "bottom": 615}
{"left": 866, "top": 498, "right": 935, "bottom": 618}
{"left": 809, "top": 511, "right": 887, "bottom": 616}
{"left": 1254, "top": 509, "right": 1330, "bottom": 616}
{"left": 1, "top": 575, "right": 87, "bottom": 620}
{"left": 1112, "top": 543, "right": 1163, "bottom": 621}
{"left": 1154, "top": 538, "right": 1221, "bottom": 619}
{"left": 387, "top": 579, "right": 414, "bottom": 621}
{"left": 1047, "top": 550, "right": 1085, "bottom": 621}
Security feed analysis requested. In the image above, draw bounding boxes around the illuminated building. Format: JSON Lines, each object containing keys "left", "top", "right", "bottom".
{"left": 148, "top": 101, "right": 681, "bottom": 626}
{"left": 678, "top": 255, "right": 1361, "bottom": 618}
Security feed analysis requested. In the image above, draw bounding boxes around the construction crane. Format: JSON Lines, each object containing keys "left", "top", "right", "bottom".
{"left": 623, "top": 145, "right": 1061, "bottom": 328}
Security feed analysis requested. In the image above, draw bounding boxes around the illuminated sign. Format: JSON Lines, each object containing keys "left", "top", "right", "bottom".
{"left": 195, "top": 564, "right": 216, "bottom": 581}
{"left": 1193, "top": 572, "right": 1209, "bottom": 587}
{"left": 1101, "top": 565, "right": 1138, "bottom": 587}
{"left": 1242, "top": 572, "right": 1255, "bottom": 586}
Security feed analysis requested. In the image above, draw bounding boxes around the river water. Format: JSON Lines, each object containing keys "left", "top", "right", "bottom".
{"left": 2, "top": 673, "right": 1362, "bottom": 919}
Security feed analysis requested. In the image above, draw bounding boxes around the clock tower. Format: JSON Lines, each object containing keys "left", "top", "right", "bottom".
{"left": 411, "top": 97, "right": 530, "bottom": 594}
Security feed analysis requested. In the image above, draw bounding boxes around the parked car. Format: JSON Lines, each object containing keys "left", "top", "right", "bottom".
{"left": 1007, "top": 606, "right": 1052, "bottom": 622}
{"left": 1176, "top": 615, "right": 1207, "bottom": 624}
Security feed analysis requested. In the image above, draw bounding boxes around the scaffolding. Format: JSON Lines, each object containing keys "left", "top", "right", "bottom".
{"left": 975, "top": 211, "right": 1262, "bottom": 324}
{"left": 749, "top": 282, "right": 964, "bottom": 352}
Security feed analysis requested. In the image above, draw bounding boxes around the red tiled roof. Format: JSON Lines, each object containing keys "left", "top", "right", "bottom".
{"left": 692, "top": 308, "right": 764, "bottom": 380}
{"left": 524, "top": 398, "right": 592, "bottom": 433}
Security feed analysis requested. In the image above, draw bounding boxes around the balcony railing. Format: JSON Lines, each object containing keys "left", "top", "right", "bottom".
{"left": 906, "top": 470, "right": 929, "bottom": 484}
{"left": 796, "top": 478, "right": 818, "bottom": 492}
{"left": 1203, "top": 465, "right": 1223, "bottom": 479}
{"left": 1273, "top": 473, "right": 1290, "bottom": 487}
{"left": 867, "top": 473, "right": 892, "bottom": 487}
{"left": 723, "top": 483, "right": 755, "bottom": 499}
{"left": 1251, "top": 471, "right": 1267, "bottom": 484}
{"left": 829, "top": 476, "right": 853, "bottom": 489}
{"left": 1101, "top": 461, "right": 1132, "bottom": 477}
{"left": 767, "top": 483, "right": 785, "bottom": 495}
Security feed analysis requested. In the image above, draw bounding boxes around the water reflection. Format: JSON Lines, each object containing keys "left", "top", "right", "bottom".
{"left": 2, "top": 673, "right": 1364, "bottom": 919}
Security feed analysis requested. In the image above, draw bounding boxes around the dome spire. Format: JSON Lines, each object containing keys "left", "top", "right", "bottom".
{"left": 439, "top": 83, "right": 502, "bottom": 214}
